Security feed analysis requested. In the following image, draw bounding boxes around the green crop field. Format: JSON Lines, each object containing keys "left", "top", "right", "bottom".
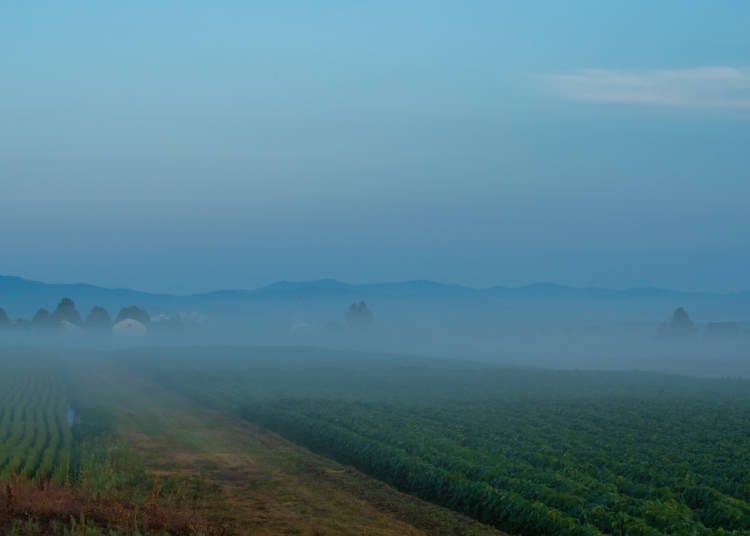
{"left": 242, "top": 398, "right": 750, "bottom": 536}
{"left": 2, "top": 349, "right": 508, "bottom": 535}
{"left": 127, "top": 347, "right": 750, "bottom": 536}
{"left": 5, "top": 346, "right": 749, "bottom": 535}
{"left": 0, "top": 358, "right": 72, "bottom": 484}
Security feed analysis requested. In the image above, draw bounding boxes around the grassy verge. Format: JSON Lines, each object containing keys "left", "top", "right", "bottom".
{"left": 57, "top": 350, "right": 505, "bottom": 536}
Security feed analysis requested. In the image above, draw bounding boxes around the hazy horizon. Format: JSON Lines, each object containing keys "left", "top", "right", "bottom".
{"left": 4, "top": 272, "right": 750, "bottom": 296}
{"left": 3, "top": 5, "right": 750, "bottom": 536}
{"left": 2, "top": 2, "right": 749, "bottom": 294}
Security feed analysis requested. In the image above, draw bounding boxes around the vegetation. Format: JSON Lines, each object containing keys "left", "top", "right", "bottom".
{"left": 115, "top": 306, "right": 150, "bottom": 325}
{"left": 0, "top": 359, "right": 72, "bottom": 484}
{"left": 0, "top": 353, "right": 231, "bottom": 535}
{"left": 346, "top": 301, "right": 374, "bottom": 328}
{"left": 84, "top": 305, "right": 113, "bottom": 331}
{"left": 31, "top": 308, "right": 54, "bottom": 329}
{"left": 0, "top": 298, "right": 147, "bottom": 334}
{"left": 0, "top": 308, "right": 10, "bottom": 328}
{"left": 128, "top": 347, "right": 750, "bottom": 536}
{"left": 52, "top": 297, "right": 83, "bottom": 326}
{"left": 241, "top": 397, "right": 750, "bottom": 535}
{"left": 2, "top": 348, "right": 499, "bottom": 535}
{"left": 3, "top": 345, "right": 749, "bottom": 534}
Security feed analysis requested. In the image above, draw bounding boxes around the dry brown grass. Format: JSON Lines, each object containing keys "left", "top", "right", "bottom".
{"left": 0, "top": 475, "right": 227, "bottom": 535}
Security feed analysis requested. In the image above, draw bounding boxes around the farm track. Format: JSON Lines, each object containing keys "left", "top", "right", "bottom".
{"left": 67, "top": 357, "right": 505, "bottom": 536}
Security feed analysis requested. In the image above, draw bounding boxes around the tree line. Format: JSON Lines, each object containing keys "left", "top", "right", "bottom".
{"left": 0, "top": 298, "right": 151, "bottom": 333}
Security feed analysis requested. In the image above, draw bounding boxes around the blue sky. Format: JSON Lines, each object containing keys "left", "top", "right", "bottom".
{"left": 1, "top": 1, "right": 749, "bottom": 293}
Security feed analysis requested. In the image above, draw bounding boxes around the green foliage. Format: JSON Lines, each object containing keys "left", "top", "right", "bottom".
{"left": 0, "top": 308, "right": 10, "bottom": 328}
{"left": 115, "top": 306, "right": 150, "bottom": 326}
{"left": 126, "top": 347, "right": 750, "bottom": 535}
{"left": 0, "top": 359, "right": 72, "bottom": 484}
{"left": 240, "top": 398, "right": 750, "bottom": 535}
{"left": 71, "top": 408, "right": 115, "bottom": 443}
{"left": 71, "top": 427, "right": 148, "bottom": 499}
{"left": 84, "top": 306, "right": 113, "bottom": 331}
{"left": 53, "top": 297, "right": 83, "bottom": 326}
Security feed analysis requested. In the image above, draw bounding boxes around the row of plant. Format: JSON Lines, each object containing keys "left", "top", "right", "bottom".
{"left": 127, "top": 348, "right": 750, "bottom": 535}
{"left": 241, "top": 398, "right": 750, "bottom": 536}
{"left": 0, "top": 363, "right": 72, "bottom": 484}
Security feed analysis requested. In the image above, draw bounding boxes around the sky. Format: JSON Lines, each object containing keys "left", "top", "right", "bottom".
{"left": 1, "top": 1, "right": 749, "bottom": 294}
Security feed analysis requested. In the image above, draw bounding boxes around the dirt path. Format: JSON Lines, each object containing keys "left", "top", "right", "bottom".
{"left": 72, "top": 356, "right": 504, "bottom": 536}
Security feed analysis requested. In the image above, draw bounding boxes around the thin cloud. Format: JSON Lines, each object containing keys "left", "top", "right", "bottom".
{"left": 538, "top": 67, "right": 750, "bottom": 109}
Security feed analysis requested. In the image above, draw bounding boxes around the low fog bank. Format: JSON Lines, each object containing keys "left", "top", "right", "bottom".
{"left": 1, "top": 287, "right": 748, "bottom": 378}
{"left": 238, "top": 324, "right": 750, "bottom": 379}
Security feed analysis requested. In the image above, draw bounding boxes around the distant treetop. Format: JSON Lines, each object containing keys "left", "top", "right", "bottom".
{"left": 346, "top": 301, "right": 373, "bottom": 328}
{"left": 115, "top": 305, "right": 150, "bottom": 325}
{"left": 85, "top": 306, "right": 113, "bottom": 331}
{"left": 670, "top": 307, "right": 696, "bottom": 332}
{"left": 53, "top": 297, "right": 82, "bottom": 326}
{"left": 32, "top": 308, "right": 54, "bottom": 329}
{"left": 658, "top": 306, "right": 698, "bottom": 339}
{"left": 0, "top": 307, "right": 10, "bottom": 327}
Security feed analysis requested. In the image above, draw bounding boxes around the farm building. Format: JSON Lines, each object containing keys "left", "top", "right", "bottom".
{"left": 112, "top": 318, "right": 148, "bottom": 337}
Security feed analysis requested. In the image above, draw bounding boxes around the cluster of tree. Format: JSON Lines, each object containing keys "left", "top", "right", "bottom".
{"left": 660, "top": 307, "right": 740, "bottom": 339}
{"left": 345, "top": 301, "right": 373, "bottom": 328}
{"left": 0, "top": 298, "right": 151, "bottom": 334}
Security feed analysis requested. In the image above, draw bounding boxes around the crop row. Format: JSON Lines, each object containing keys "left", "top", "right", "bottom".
{"left": 242, "top": 399, "right": 750, "bottom": 536}
{"left": 0, "top": 364, "right": 72, "bottom": 484}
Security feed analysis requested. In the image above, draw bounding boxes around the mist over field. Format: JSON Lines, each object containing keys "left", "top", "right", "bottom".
{"left": 3, "top": 1, "right": 750, "bottom": 534}
{"left": 1, "top": 275, "right": 749, "bottom": 379}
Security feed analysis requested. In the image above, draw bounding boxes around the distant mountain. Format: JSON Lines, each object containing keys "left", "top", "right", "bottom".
{"left": 249, "top": 279, "right": 734, "bottom": 301}
{"left": 1, "top": 275, "right": 748, "bottom": 320}
{"left": 0, "top": 275, "right": 172, "bottom": 318}
{"left": 251, "top": 279, "right": 473, "bottom": 300}
{"left": 262, "top": 279, "right": 351, "bottom": 291}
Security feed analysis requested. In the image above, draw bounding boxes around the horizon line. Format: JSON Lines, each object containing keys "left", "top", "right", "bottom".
{"left": 1, "top": 274, "right": 748, "bottom": 298}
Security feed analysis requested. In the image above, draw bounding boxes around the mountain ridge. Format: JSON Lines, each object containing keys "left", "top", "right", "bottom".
{"left": 1, "top": 274, "right": 748, "bottom": 318}
{"left": 2, "top": 274, "right": 748, "bottom": 299}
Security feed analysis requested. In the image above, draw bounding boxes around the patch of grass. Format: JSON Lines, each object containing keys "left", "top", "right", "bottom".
{"left": 81, "top": 352, "right": 504, "bottom": 535}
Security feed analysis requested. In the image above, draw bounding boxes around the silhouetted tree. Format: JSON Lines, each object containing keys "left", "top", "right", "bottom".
{"left": 31, "top": 308, "right": 55, "bottom": 330}
{"left": 659, "top": 307, "right": 697, "bottom": 339}
{"left": 115, "top": 305, "right": 150, "bottom": 325}
{"left": 53, "top": 297, "right": 82, "bottom": 326}
{"left": 670, "top": 307, "right": 695, "bottom": 332}
{"left": 346, "top": 301, "right": 373, "bottom": 328}
{"left": 85, "top": 306, "right": 112, "bottom": 331}
{"left": 0, "top": 307, "right": 10, "bottom": 329}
